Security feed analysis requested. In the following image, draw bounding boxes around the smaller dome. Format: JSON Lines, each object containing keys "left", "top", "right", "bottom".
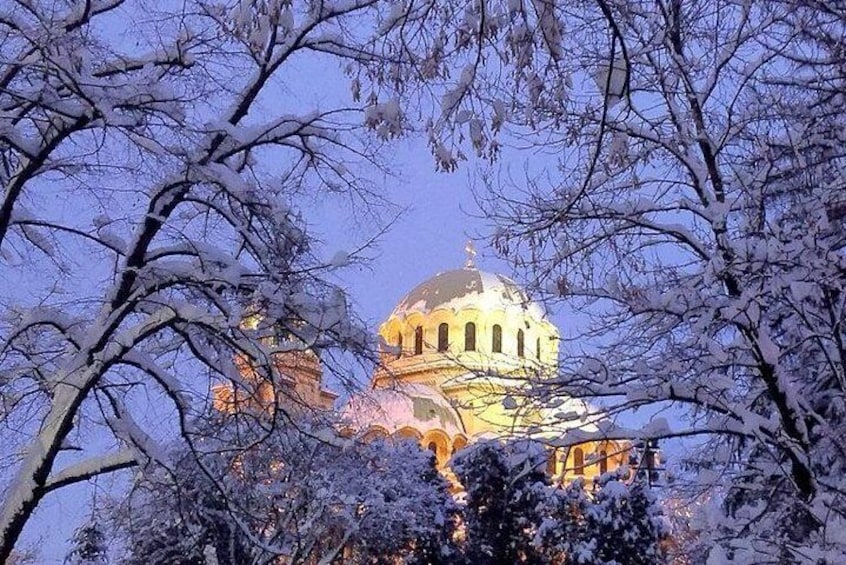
{"left": 342, "top": 383, "right": 465, "bottom": 437}
{"left": 391, "top": 268, "right": 544, "bottom": 320}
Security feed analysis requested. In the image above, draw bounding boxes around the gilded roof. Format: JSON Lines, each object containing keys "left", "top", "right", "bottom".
{"left": 390, "top": 268, "right": 545, "bottom": 320}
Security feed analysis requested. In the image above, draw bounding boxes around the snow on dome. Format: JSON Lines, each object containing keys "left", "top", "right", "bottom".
{"left": 390, "top": 268, "right": 545, "bottom": 320}
{"left": 535, "top": 396, "right": 601, "bottom": 435}
{"left": 342, "top": 383, "right": 464, "bottom": 437}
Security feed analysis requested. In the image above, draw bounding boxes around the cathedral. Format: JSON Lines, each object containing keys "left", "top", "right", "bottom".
{"left": 215, "top": 252, "right": 632, "bottom": 484}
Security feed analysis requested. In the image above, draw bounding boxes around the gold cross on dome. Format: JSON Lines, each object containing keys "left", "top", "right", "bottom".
{"left": 464, "top": 240, "right": 477, "bottom": 269}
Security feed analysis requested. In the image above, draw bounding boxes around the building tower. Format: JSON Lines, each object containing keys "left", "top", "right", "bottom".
{"left": 213, "top": 315, "right": 337, "bottom": 416}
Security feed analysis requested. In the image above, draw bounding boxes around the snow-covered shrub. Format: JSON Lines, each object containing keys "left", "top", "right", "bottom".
{"left": 578, "top": 471, "right": 669, "bottom": 565}
{"left": 110, "top": 414, "right": 458, "bottom": 564}
{"left": 452, "top": 439, "right": 667, "bottom": 564}
{"left": 452, "top": 439, "right": 553, "bottom": 564}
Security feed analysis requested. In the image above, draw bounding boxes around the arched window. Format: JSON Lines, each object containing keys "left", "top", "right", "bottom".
{"left": 465, "top": 322, "right": 476, "bottom": 351}
{"left": 362, "top": 428, "right": 389, "bottom": 443}
{"left": 573, "top": 447, "right": 585, "bottom": 475}
{"left": 517, "top": 329, "right": 525, "bottom": 357}
{"left": 427, "top": 441, "right": 438, "bottom": 454}
{"left": 492, "top": 324, "right": 502, "bottom": 353}
{"left": 414, "top": 326, "right": 423, "bottom": 355}
{"left": 599, "top": 450, "right": 608, "bottom": 474}
{"left": 536, "top": 337, "right": 541, "bottom": 360}
{"left": 396, "top": 332, "right": 403, "bottom": 359}
{"left": 437, "top": 323, "right": 449, "bottom": 352}
{"left": 452, "top": 436, "right": 468, "bottom": 455}
{"left": 546, "top": 448, "right": 557, "bottom": 475}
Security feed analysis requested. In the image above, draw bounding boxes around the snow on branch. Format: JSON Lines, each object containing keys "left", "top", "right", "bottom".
{"left": 43, "top": 449, "right": 137, "bottom": 494}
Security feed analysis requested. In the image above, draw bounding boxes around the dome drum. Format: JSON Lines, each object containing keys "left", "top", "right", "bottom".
{"left": 377, "top": 268, "right": 559, "bottom": 383}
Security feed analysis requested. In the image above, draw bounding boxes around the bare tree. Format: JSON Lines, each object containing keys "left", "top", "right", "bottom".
{"left": 0, "top": 0, "right": 464, "bottom": 559}
{"left": 316, "top": 0, "right": 846, "bottom": 558}
{"left": 437, "top": 0, "right": 846, "bottom": 560}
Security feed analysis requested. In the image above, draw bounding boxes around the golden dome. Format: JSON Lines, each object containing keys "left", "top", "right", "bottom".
{"left": 376, "top": 267, "right": 559, "bottom": 384}
{"left": 345, "top": 262, "right": 630, "bottom": 482}
{"left": 391, "top": 267, "right": 546, "bottom": 320}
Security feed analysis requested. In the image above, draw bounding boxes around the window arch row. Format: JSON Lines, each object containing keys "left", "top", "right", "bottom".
{"left": 388, "top": 316, "right": 551, "bottom": 358}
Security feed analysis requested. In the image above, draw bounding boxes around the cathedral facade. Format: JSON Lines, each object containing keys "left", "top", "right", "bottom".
{"left": 342, "top": 259, "right": 630, "bottom": 483}
{"left": 215, "top": 258, "right": 632, "bottom": 484}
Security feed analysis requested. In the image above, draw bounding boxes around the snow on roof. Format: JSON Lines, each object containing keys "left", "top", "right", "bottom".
{"left": 342, "top": 383, "right": 465, "bottom": 437}
{"left": 390, "top": 268, "right": 545, "bottom": 319}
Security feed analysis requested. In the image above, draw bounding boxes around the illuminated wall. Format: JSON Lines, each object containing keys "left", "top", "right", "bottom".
{"left": 359, "top": 266, "right": 630, "bottom": 481}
